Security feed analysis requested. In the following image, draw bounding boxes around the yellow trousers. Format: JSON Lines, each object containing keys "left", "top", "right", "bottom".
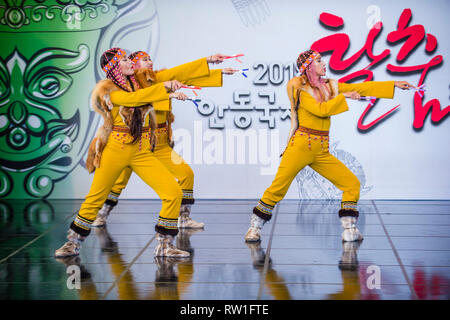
{"left": 255, "top": 130, "right": 360, "bottom": 220}
{"left": 71, "top": 129, "right": 183, "bottom": 236}
{"left": 108, "top": 127, "right": 195, "bottom": 205}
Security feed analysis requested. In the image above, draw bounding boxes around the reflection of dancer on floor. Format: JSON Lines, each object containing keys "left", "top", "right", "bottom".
{"left": 90, "top": 50, "right": 238, "bottom": 230}
{"left": 57, "top": 227, "right": 140, "bottom": 300}
{"left": 246, "top": 242, "right": 292, "bottom": 299}
{"left": 55, "top": 256, "right": 100, "bottom": 300}
{"left": 328, "top": 241, "right": 381, "bottom": 300}
{"left": 56, "top": 228, "right": 199, "bottom": 300}
{"left": 148, "top": 229, "right": 202, "bottom": 300}
{"left": 55, "top": 47, "right": 198, "bottom": 259}
{"left": 246, "top": 49, "right": 416, "bottom": 243}
{"left": 94, "top": 227, "right": 140, "bottom": 299}
{"left": 327, "top": 241, "right": 362, "bottom": 300}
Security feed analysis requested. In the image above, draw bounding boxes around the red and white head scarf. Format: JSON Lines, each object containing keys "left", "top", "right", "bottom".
{"left": 129, "top": 51, "right": 150, "bottom": 67}
{"left": 296, "top": 49, "right": 330, "bottom": 102}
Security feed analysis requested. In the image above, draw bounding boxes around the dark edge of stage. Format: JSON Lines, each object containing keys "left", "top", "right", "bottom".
{"left": 0, "top": 299, "right": 446, "bottom": 318}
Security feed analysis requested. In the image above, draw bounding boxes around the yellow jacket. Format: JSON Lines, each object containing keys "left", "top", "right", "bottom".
{"left": 109, "top": 58, "right": 222, "bottom": 125}
{"left": 155, "top": 69, "right": 223, "bottom": 124}
{"left": 287, "top": 77, "right": 395, "bottom": 131}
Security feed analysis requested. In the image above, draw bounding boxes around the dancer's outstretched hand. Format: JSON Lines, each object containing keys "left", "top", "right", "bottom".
{"left": 342, "top": 91, "right": 361, "bottom": 100}
{"left": 169, "top": 92, "right": 188, "bottom": 101}
{"left": 394, "top": 81, "right": 418, "bottom": 90}
{"left": 164, "top": 80, "right": 183, "bottom": 92}
{"left": 222, "top": 68, "right": 239, "bottom": 75}
{"left": 207, "top": 53, "right": 226, "bottom": 64}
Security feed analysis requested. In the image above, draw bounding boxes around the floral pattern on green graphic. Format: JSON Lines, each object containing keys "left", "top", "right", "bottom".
{"left": 0, "top": 0, "right": 117, "bottom": 31}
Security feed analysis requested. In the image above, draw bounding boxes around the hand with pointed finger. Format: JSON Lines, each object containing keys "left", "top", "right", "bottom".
{"left": 222, "top": 68, "right": 240, "bottom": 75}
{"left": 342, "top": 91, "right": 361, "bottom": 100}
{"left": 164, "top": 80, "right": 183, "bottom": 92}
{"left": 394, "top": 81, "right": 418, "bottom": 90}
{"left": 207, "top": 53, "right": 226, "bottom": 64}
{"left": 169, "top": 92, "right": 188, "bottom": 101}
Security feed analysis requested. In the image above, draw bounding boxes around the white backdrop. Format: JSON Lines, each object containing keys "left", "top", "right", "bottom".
{"left": 56, "top": 0, "right": 450, "bottom": 200}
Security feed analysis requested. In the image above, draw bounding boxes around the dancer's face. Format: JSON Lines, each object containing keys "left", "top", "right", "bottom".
{"left": 312, "top": 55, "right": 326, "bottom": 77}
{"left": 139, "top": 56, "right": 153, "bottom": 69}
{"left": 119, "top": 57, "right": 134, "bottom": 76}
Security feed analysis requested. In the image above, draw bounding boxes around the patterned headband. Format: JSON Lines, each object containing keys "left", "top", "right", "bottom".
{"left": 131, "top": 51, "right": 150, "bottom": 66}
{"left": 102, "top": 48, "right": 127, "bottom": 73}
{"left": 298, "top": 51, "right": 320, "bottom": 75}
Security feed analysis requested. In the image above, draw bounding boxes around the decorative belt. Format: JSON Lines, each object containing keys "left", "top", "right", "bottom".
{"left": 112, "top": 126, "right": 150, "bottom": 133}
{"left": 157, "top": 123, "right": 167, "bottom": 128}
{"left": 293, "top": 125, "right": 329, "bottom": 151}
{"left": 297, "top": 125, "right": 329, "bottom": 136}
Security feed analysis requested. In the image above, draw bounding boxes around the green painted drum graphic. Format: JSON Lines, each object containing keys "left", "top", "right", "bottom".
{"left": 0, "top": 0, "right": 159, "bottom": 198}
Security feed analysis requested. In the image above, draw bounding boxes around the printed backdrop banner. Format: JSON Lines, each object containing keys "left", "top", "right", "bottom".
{"left": 0, "top": 0, "right": 449, "bottom": 200}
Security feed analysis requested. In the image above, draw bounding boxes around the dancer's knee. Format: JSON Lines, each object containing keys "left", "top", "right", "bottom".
{"left": 183, "top": 165, "right": 194, "bottom": 185}
{"left": 166, "top": 185, "right": 183, "bottom": 203}
{"left": 348, "top": 175, "right": 361, "bottom": 200}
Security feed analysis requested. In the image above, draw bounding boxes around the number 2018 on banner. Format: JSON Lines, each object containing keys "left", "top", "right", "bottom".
{"left": 252, "top": 62, "right": 299, "bottom": 85}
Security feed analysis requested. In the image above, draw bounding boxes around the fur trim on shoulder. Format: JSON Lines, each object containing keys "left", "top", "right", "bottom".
{"left": 91, "top": 79, "right": 120, "bottom": 116}
{"left": 327, "top": 78, "right": 339, "bottom": 99}
{"left": 134, "top": 68, "right": 157, "bottom": 86}
{"left": 287, "top": 76, "right": 315, "bottom": 104}
{"left": 134, "top": 67, "right": 166, "bottom": 87}
{"left": 85, "top": 80, "right": 122, "bottom": 173}
{"left": 287, "top": 76, "right": 304, "bottom": 111}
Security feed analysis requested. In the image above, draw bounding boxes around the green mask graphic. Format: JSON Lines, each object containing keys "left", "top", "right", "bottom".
{"left": 0, "top": 0, "right": 159, "bottom": 198}
{"left": 0, "top": 45, "right": 90, "bottom": 197}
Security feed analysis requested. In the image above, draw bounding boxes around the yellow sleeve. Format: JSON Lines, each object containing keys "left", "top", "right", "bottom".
{"left": 150, "top": 67, "right": 223, "bottom": 113}
{"left": 152, "top": 100, "right": 171, "bottom": 112}
{"left": 300, "top": 91, "right": 349, "bottom": 117}
{"left": 109, "top": 83, "right": 170, "bottom": 107}
{"left": 184, "top": 69, "right": 223, "bottom": 87}
{"left": 155, "top": 58, "right": 210, "bottom": 83}
{"left": 338, "top": 81, "right": 395, "bottom": 99}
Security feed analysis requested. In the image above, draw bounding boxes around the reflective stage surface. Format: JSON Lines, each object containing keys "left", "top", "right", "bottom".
{"left": 0, "top": 199, "right": 449, "bottom": 300}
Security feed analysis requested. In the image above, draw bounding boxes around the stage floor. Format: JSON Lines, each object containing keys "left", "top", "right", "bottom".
{"left": 0, "top": 199, "right": 449, "bottom": 300}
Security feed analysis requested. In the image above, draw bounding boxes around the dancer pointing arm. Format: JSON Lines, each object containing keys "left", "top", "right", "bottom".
{"left": 90, "top": 51, "right": 238, "bottom": 229}
{"left": 55, "top": 48, "right": 191, "bottom": 259}
{"left": 245, "top": 49, "right": 414, "bottom": 243}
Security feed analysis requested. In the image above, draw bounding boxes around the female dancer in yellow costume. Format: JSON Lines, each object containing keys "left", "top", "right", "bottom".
{"left": 91, "top": 50, "right": 237, "bottom": 229}
{"left": 55, "top": 48, "right": 225, "bottom": 258}
{"left": 245, "top": 49, "right": 416, "bottom": 243}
